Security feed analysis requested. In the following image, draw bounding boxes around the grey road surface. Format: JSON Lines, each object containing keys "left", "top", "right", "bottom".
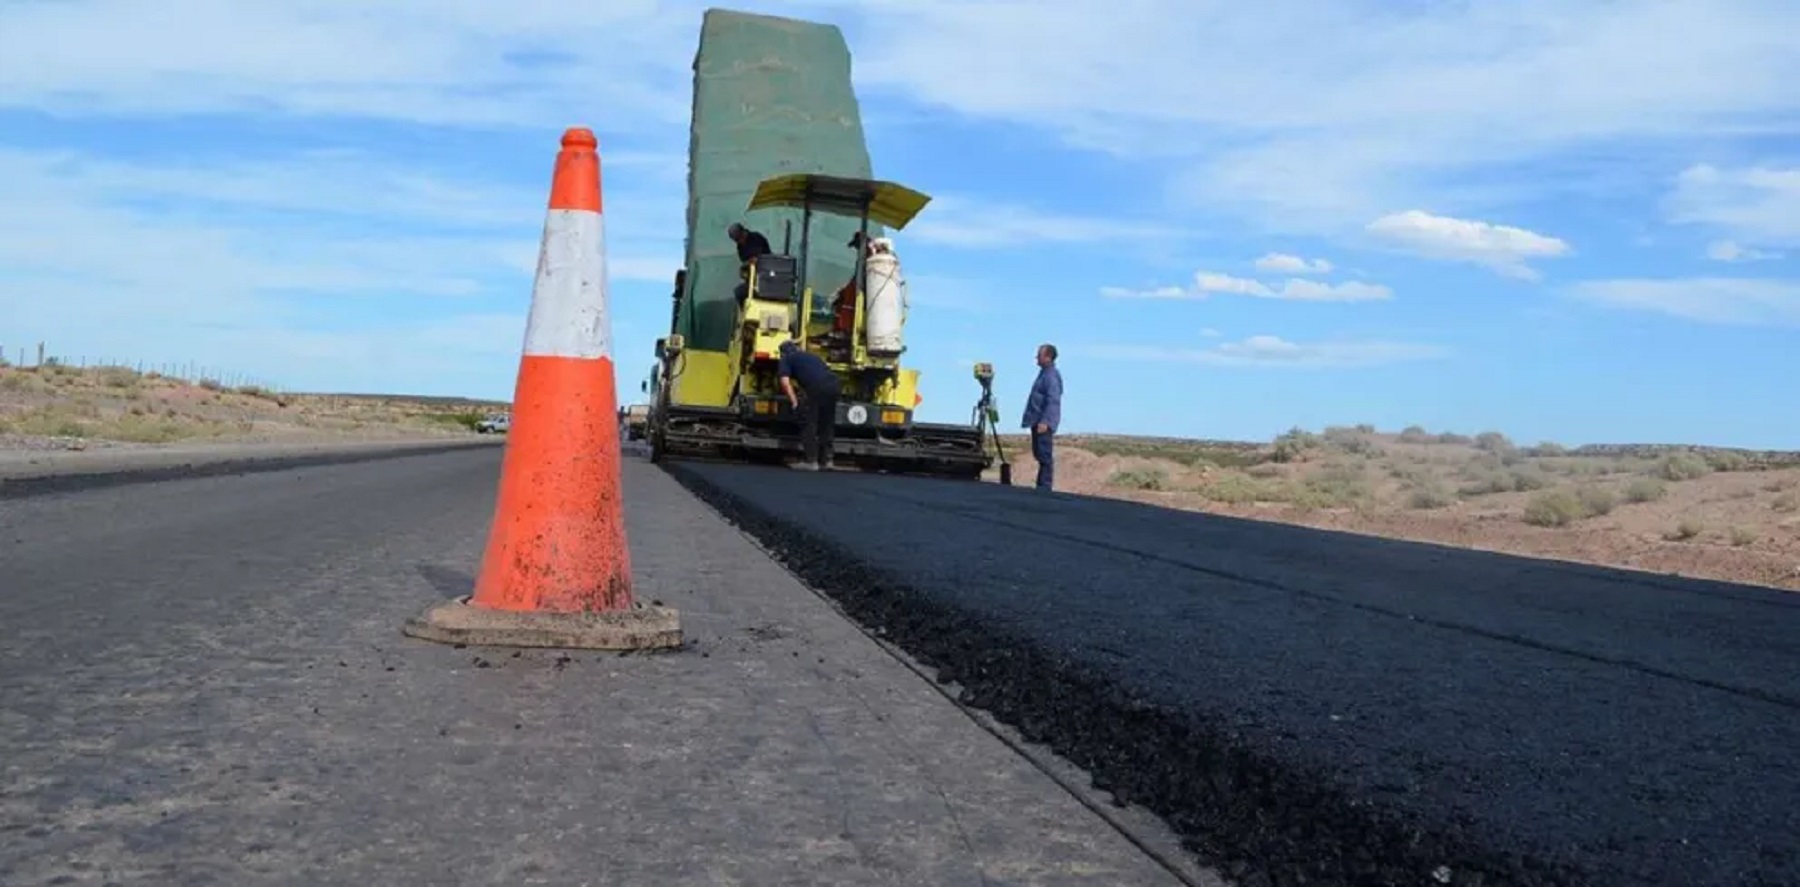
{"left": 665, "top": 461, "right": 1800, "bottom": 887}
{"left": 1, "top": 449, "right": 1207, "bottom": 887}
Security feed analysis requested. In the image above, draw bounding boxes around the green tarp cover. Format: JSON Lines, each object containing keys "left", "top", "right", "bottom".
{"left": 679, "top": 8, "right": 883, "bottom": 352}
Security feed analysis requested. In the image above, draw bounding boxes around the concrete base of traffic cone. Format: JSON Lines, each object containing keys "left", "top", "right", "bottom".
{"left": 400, "top": 126, "right": 681, "bottom": 654}
{"left": 403, "top": 595, "right": 681, "bottom": 651}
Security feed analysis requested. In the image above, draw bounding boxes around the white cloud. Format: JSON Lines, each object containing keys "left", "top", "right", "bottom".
{"left": 1195, "top": 272, "right": 1275, "bottom": 297}
{"left": 1667, "top": 164, "right": 1800, "bottom": 251}
{"left": 1254, "top": 252, "right": 1333, "bottom": 275}
{"left": 1101, "top": 270, "right": 1392, "bottom": 302}
{"left": 1365, "top": 210, "right": 1570, "bottom": 280}
{"left": 1273, "top": 279, "right": 1393, "bottom": 302}
{"left": 1086, "top": 334, "right": 1447, "bottom": 368}
{"left": 830, "top": 0, "right": 1800, "bottom": 232}
{"left": 1705, "top": 240, "right": 1779, "bottom": 263}
{"left": 0, "top": 144, "right": 681, "bottom": 397}
{"left": 0, "top": 0, "right": 695, "bottom": 132}
{"left": 1564, "top": 278, "right": 1800, "bottom": 327}
{"left": 1099, "top": 285, "right": 1191, "bottom": 301}
{"left": 5, "top": 1, "right": 1798, "bottom": 242}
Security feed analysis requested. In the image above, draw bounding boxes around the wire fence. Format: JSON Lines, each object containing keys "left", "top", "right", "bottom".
{"left": 0, "top": 339, "right": 287, "bottom": 393}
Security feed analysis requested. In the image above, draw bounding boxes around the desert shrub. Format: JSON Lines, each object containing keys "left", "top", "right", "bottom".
{"left": 1107, "top": 466, "right": 1168, "bottom": 491}
{"left": 1532, "top": 441, "right": 1567, "bottom": 457}
{"left": 1199, "top": 471, "right": 1282, "bottom": 505}
{"left": 1665, "top": 520, "right": 1703, "bottom": 541}
{"left": 426, "top": 410, "right": 487, "bottom": 431}
{"left": 1436, "top": 432, "right": 1472, "bottom": 445}
{"left": 1704, "top": 450, "right": 1750, "bottom": 472}
{"left": 1474, "top": 431, "right": 1514, "bottom": 453}
{"left": 1773, "top": 492, "right": 1799, "bottom": 513}
{"left": 95, "top": 365, "right": 140, "bottom": 388}
{"left": 1407, "top": 483, "right": 1455, "bottom": 510}
{"left": 1576, "top": 484, "right": 1617, "bottom": 516}
{"left": 1624, "top": 478, "right": 1668, "bottom": 503}
{"left": 1386, "top": 463, "right": 1430, "bottom": 484}
{"left": 1509, "top": 466, "right": 1554, "bottom": 492}
{"left": 1657, "top": 453, "right": 1711, "bottom": 482}
{"left": 1398, "top": 424, "right": 1434, "bottom": 444}
{"left": 1728, "top": 527, "right": 1757, "bottom": 547}
{"left": 197, "top": 377, "right": 223, "bottom": 391}
{"left": 1322, "top": 425, "right": 1383, "bottom": 456}
{"left": 1457, "top": 468, "right": 1511, "bottom": 497}
{"left": 4, "top": 406, "right": 92, "bottom": 438}
{"left": 1270, "top": 428, "right": 1319, "bottom": 463}
{"left": 1072, "top": 437, "right": 1262, "bottom": 469}
{"left": 1245, "top": 463, "right": 1283, "bottom": 479}
{"left": 1294, "top": 463, "right": 1373, "bottom": 509}
{"left": 1522, "top": 490, "right": 1587, "bottom": 527}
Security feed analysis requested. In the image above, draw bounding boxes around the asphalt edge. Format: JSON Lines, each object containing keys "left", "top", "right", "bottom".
{"left": 0, "top": 438, "right": 504, "bottom": 500}
{"left": 660, "top": 461, "right": 1586, "bottom": 887}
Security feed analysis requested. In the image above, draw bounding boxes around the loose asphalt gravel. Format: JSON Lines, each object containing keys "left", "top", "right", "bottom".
{"left": 664, "top": 460, "right": 1800, "bottom": 887}
{"left": 1, "top": 447, "right": 1207, "bottom": 886}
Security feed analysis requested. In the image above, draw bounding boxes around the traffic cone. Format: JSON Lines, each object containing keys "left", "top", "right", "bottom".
{"left": 403, "top": 127, "right": 681, "bottom": 651}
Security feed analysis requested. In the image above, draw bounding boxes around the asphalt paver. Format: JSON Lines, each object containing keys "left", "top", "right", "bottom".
{"left": 665, "top": 461, "right": 1800, "bottom": 887}
{"left": 1, "top": 448, "right": 1203, "bottom": 886}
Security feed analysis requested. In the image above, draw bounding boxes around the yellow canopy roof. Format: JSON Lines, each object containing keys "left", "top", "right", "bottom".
{"left": 746, "top": 173, "right": 932, "bottom": 230}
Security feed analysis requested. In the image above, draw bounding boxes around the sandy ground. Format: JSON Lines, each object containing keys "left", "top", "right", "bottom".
{"left": 986, "top": 428, "right": 1800, "bottom": 593}
{"left": 0, "top": 362, "right": 506, "bottom": 453}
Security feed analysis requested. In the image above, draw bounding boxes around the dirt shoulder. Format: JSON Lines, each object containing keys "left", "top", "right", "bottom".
{"left": 0, "top": 362, "right": 508, "bottom": 454}
{"left": 987, "top": 426, "right": 1800, "bottom": 593}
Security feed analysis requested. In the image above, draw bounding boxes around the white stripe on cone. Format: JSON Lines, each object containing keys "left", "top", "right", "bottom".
{"left": 523, "top": 208, "right": 610, "bottom": 360}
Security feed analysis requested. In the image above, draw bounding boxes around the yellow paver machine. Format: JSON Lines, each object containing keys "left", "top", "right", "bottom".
{"left": 642, "top": 9, "right": 1007, "bottom": 481}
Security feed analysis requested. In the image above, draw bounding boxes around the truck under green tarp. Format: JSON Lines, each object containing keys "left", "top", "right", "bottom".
{"left": 679, "top": 7, "right": 884, "bottom": 353}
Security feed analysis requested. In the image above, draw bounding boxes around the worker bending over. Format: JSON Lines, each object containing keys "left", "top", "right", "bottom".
{"left": 1020, "top": 343, "right": 1063, "bottom": 491}
{"left": 777, "top": 340, "right": 841, "bottom": 471}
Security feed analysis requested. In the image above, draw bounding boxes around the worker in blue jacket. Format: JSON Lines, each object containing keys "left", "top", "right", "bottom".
{"left": 1020, "top": 343, "right": 1063, "bottom": 491}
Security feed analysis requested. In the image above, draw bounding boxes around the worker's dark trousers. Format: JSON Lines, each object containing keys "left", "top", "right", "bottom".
{"left": 1031, "top": 429, "right": 1054, "bottom": 490}
{"left": 800, "top": 381, "right": 840, "bottom": 466}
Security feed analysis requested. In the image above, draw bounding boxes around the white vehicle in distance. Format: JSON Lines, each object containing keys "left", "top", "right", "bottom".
{"left": 474, "top": 413, "right": 511, "bottom": 434}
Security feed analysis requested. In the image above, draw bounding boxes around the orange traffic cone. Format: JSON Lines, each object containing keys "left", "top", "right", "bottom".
{"left": 403, "top": 127, "right": 680, "bottom": 651}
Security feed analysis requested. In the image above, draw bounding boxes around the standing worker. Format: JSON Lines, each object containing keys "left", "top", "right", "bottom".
{"left": 777, "top": 340, "right": 841, "bottom": 471}
{"left": 1020, "top": 343, "right": 1063, "bottom": 491}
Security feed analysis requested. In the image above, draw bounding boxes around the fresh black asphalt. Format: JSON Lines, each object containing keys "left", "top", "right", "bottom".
{"left": 664, "top": 461, "right": 1800, "bottom": 887}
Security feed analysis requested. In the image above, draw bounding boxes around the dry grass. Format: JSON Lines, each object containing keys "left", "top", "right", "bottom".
{"left": 987, "top": 424, "right": 1800, "bottom": 593}
{"left": 0, "top": 363, "right": 508, "bottom": 449}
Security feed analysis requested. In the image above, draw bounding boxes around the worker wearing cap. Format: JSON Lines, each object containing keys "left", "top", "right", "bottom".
{"left": 777, "top": 340, "right": 841, "bottom": 471}
{"left": 1020, "top": 343, "right": 1063, "bottom": 491}
{"left": 728, "top": 223, "right": 773, "bottom": 305}
{"left": 832, "top": 232, "right": 871, "bottom": 336}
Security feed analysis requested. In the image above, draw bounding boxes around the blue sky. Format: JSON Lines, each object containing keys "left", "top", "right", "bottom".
{"left": 2, "top": 0, "right": 1797, "bottom": 449}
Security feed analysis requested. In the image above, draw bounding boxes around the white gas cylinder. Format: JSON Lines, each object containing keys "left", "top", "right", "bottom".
{"left": 863, "top": 240, "right": 906, "bottom": 354}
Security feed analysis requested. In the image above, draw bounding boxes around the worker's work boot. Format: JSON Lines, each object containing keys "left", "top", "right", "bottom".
{"left": 822, "top": 456, "right": 836, "bottom": 471}
{"left": 790, "top": 461, "right": 819, "bottom": 471}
